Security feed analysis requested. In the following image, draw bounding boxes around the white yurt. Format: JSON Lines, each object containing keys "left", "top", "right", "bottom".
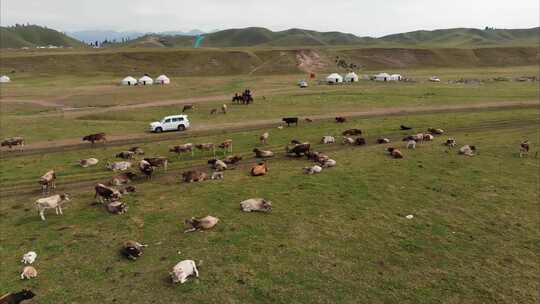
{"left": 344, "top": 72, "right": 359, "bottom": 82}
{"left": 121, "top": 76, "right": 137, "bottom": 86}
{"left": 374, "top": 73, "right": 391, "bottom": 82}
{"left": 389, "top": 74, "right": 403, "bottom": 81}
{"left": 0, "top": 75, "right": 11, "bottom": 83}
{"left": 326, "top": 73, "right": 343, "bottom": 84}
{"left": 156, "top": 75, "right": 170, "bottom": 85}
{"left": 138, "top": 75, "right": 154, "bottom": 86}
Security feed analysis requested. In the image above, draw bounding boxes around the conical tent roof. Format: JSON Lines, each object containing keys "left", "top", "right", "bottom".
{"left": 0, "top": 75, "right": 11, "bottom": 83}
{"left": 344, "top": 72, "right": 359, "bottom": 82}
{"left": 326, "top": 73, "right": 343, "bottom": 83}
{"left": 121, "top": 76, "right": 137, "bottom": 85}
{"left": 138, "top": 75, "right": 154, "bottom": 85}
{"left": 156, "top": 75, "right": 170, "bottom": 84}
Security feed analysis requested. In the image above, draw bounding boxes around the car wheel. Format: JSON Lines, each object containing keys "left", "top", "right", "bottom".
{"left": 155, "top": 127, "right": 163, "bottom": 133}
{"left": 178, "top": 125, "right": 186, "bottom": 131}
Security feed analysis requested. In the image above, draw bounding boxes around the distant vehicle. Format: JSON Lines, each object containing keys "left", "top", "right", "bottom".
{"left": 149, "top": 115, "right": 190, "bottom": 133}
{"left": 298, "top": 80, "right": 308, "bottom": 88}
{"left": 429, "top": 76, "right": 441, "bottom": 82}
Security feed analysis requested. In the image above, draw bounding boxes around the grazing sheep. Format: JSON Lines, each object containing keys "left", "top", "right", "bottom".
{"left": 20, "top": 266, "right": 37, "bottom": 280}
{"left": 251, "top": 162, "right": 269, "bottom": 176}
{"left": 35, "top": 193, "right": 70, "bottom": 221}
{"left": 445, "top": 138, "right": 457, "bottom": 148}
{"left": 520, "top": 140, "right": 530, "bottom": 158}
{"left": 39, "top": 170, "right": 56, "bottom": 195}
{"left": 253, "top": 148, "right": 274, "bottom": 158}
{"left": 211, "top": 171, "right": 224, "bottom": 180}
{"left": 79, "top": 158, "right": 99, "bottom": 168}
{"left": 407, "top": 140, "right": 416, "bottom": 149}
{"left": 184, "top": 216, "right": 219, "bottom": 233}
{"left": 106, "top": 161, "right": 132, "bottom": 171}
{"left": 304, "top": 165, "right": 323, "bottom": 174}
{"left": 121, "top": 241, "right": 147, "bottom": 260}
{"left": 387, "top": 147, "right": 404, "bottom": 159}
{"left": 320, "top": 159, "right": 337, "bottom": 168}
{"left": 182, "top": 170, "right": 208, "bottom": 183}
{"left": 170, "top": 260, "right": 199, "bottom": 284}
{"left": 240, "top": 198, "right": 272, "bottom": 213}
{"left": 21, "top": 252, "right": 37, "bottom": 265}
{"left": 459, "top": 145, "right": 476, "bottom": 156}
{"left": 260, "top": 132, "right": 269, "bottom": 145}
{"left": 377, "top": 138, "right": 391, "bottom": 144}
{"left": 105, "top": 201, "right": 128, "bottom": 215}
{"left": 0, "top": 289, "right": 35, "bottom": 304}
{"left": 342, "top": 137, "right": 355, "bottom": 145}
{"left": 321, "top": 136, "right": 335, "bottom": 144}
{"left": 116, "top": 151, "right": 135, "bottom": 159}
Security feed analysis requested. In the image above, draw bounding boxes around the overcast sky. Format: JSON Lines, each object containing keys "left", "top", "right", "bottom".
{"left": 1, "top": 0, "right": 538, "bottom": 36}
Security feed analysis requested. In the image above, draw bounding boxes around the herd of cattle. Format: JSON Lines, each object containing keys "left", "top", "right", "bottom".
{"left": 1, "top": 116, "right": 535, "bottom": 302}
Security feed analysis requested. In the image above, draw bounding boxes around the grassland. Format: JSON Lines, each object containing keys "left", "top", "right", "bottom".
{"left": 0, "top": 110, "right": 538, "bottom": 303}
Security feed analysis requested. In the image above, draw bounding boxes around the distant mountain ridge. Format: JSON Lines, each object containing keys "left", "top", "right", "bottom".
{"left": 0, "top": 25, "right": 84, "bottom": 48}
{"left": 67, "top": 29, "right": 209, "bottom": 43}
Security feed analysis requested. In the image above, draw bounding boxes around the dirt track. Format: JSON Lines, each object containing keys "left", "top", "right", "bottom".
{"left": 0, "top": 100, "right": 537, "bottom": 158}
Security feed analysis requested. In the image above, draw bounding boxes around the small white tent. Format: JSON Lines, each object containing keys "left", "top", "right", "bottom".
{"left": 0, "top": 75, "right": 11, "bottom": 83}
{"left": 138, "top": 76, "right": 154, "bottom": 86}
{"left": 326, "top": 73, "right": 343, "bottom": 84}
{"left": 344, "top": 72, "right": 359, "bottom": 82}
{"left": 389, "top": 74, "right": 402, "bottom": 81}
{"left": 121, "top": 76, "right": 137, "bottom": 86}
{"left": 374, "top": 73, "right": 391, "bottom": 82}
{"left": 156, "top": 75, "right": 170, "bottom": 85}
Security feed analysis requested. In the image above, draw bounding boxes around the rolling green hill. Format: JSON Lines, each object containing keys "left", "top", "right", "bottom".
{"left": 0, "top": 25, "right": 86, "bottom": 48}
{"left": 124, "top": 27, "right": 539, "bottom": 48}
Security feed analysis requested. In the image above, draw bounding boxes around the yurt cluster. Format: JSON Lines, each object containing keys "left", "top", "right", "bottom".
{"left": 325, "top": 72, "right": 403, "bottom": 84}
{"left": 121, "top": 74, "right": 170, "bottom": 86}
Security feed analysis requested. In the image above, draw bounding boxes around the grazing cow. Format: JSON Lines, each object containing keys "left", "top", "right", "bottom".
{"left": 121, "top": 240, "right": 147, "bottom": 260}
{"left": 400, "top": 125, "right": 412, "bottom": 130}
{"left": 282, "top": 117, "right": 298, "bottom": 127}
{"left": 342, "top": 129, "right": 362, "bottom": 136}
{"left": 170, "top": 260, "right": 199, "bottom": 284}
{"left": 428, "top": 128, "right": 445, "bottom": 135}
{"left": 251, "top": 162, "right": 269, "bottom": 176}
{"left": 105, "top": 201, "right": 128, "bottom": 215}
{"left": 110, "top": 172, "right": 137, "bottom": 186}
{"left": 208, "top": 159, "right": 227, "bottom": 171}
{"left": 21, "top": 252, "right": 37, "bottom": 265}
{"left": 1, "top": 137, "right": 25, "bottom": 152}
{"left": 138, "top": 160, "right": 154, "bottom": 179}
{"left": 182, "top": 170, "right": 208, "bottom": 183}
{"left": 260, "top": 132, "right": 269, "bottom": 145}
{"left": 20, "top": 267, "right": 37, "bottom": 280}
{"left": 211, "top": 171, "right": 224, "bottom": 180}
{"left": 79, "top": 158, "right": 99, "bottom": 168}
{"left": 520, "top": 140, "right": 530, "bottom": 158}
{"left": 402, "top": 135, "right": 416, "bottom": 142}
{"left": 82, "top": 133, "right": 106, "bottom": 145}
{"left": 387, "top": 147, "right": 404, "bottom": 159}
{"left": 240, "top": 198, "right": 272, "bottom": 213}
{"left": 221, "top": 104, "right": 228, "bottom": 114}
{"left": 335, "top": 117, "right": 347, "bottom": 123}
{"left": 195, "top": 143, "right": 216, "bottom": 156}
{"left": 445, "top": 138, "right": 457, "bottom": 148}
{"left": 377, "top": 138, "right": 391, "bottom": 144}
{"left": 320, "top": 159, "right": 337, "bottom": 168}
{"left": 218, "top": 139, "right": 233, "bottom": 154}
{"left": 459, "top": 145, "right": 476, "bottom": 156}
{"left": 423, "top": 134, "right": 434, "bottom": 141}
{"left": 144, "top": 157, "right": 168, "bottom": 171}
{"left": 116, "top": 151, "right": 135, "bottom": 159}
{"left": 321, "top": 136, "right": 335, "bottom": 144}
{"left": 129, "top": 146, "right": 145, "bottom": 155}
{"left": 355, "top": 138, "right": 367, "bottom": 146}
{"left": 0, "top": 289, "right": 35, "bottom": 304}
{"left": 184, "top": 216, "right": 219, "bottom": 233}
{"left": 35, "top": 193, "right": 70, "bottom": 221}
{"left": 407, "top": 140, "right": 416, "bottom": 149}
{"left": 170, "top": 143, "right": 194, "bottom": 157}
{"left": 95, "top": 184, "right": 122, "bottom": 203}
{"left": 253, "top": 148, "right": 274, "bottom": 158}
{"left": 304, "top": 165, "right": 323, "bottom": 174}
{"left": 342, "top": 137, "right": 355, "bottom": 145}
{"left": 306, "top": 151, "right": 329, "bottom": 163}
{"left": 286, "top": 143, "right": 311, "bottom": 157}
{"left": 223, "top": 155, "right": 242, "bottom": 165}
{"left": 414, "top": 133, "right": 425, "bottom": 143}
{"left": 182, "top": 104, "right": 194, "bottom": 112}
{"left": 39, "top": 170, "right": 56, "bottom": 195}
{"left": 106, "top": 161, "right": 132, "bottom": 171}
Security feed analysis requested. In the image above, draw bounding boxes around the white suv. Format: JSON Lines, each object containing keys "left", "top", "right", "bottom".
{"left": 149, "top": 115, "right": 190, "bottom": 133}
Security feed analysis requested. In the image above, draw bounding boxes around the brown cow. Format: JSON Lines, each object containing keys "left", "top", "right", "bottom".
{"left": 170, "top": 143, "right": 194, "bottom": 157}
{"left": 387, "top": 147, "right": 404, "bottom": 159}
{"left": 251, "top": 162, "right": 268, "bottom": 176}
{"left": 110, "top": 172, "right": 137, "bottom": 186}
{"left": 144, "top": 157, "right": 168, "bottom": 171}
{"left": 342, "top": 129, "right": 362, "bottom": 136}
{"left": 182, "top": 170, "right": 208, "bottom": 183}
{"left": 39, "top": 170, "right": 56, "bottom": 195}
{"left": 195, "top": 143, "right": 216, "bottom": 156}
{"left": 224, "top": 155, "right": 242, "bottom": 165}
{"left": 335, "top": 117, "right": 347, "bottom": 123}
{"left": 218, "top": 139, "right": 233, "bottom": 155}
{"left": 1, "top": 137, "right": 25, "bottom": 151}
{"left": 83, "top": 133, "right": 106, "bottom": 145}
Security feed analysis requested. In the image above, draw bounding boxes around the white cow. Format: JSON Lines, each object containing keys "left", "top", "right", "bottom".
{"left": 320, "top": 159, "right": 337, "bottom": 168}
{"left": 170, "top": 260, "right": 199, "bottom": 284}
{"left": 304, "top": 165, "right": 323, "bottom": 174}
{"left": 240, "top": 198, "right": 272, "bottom": 213}
{"left": 35, "top": 193, "right": 70, "bottom": 221}
{"left": 21, "top": 251, "right": 37, "bottom": 264}
{"left": 106, "top": 161, "right": 132, "bottom": 171}
{"left": 80, "top": 158, "right": 99, "bottom": 168}
{"left": 321, "top": 136, "right": 336, "bottom": 144}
